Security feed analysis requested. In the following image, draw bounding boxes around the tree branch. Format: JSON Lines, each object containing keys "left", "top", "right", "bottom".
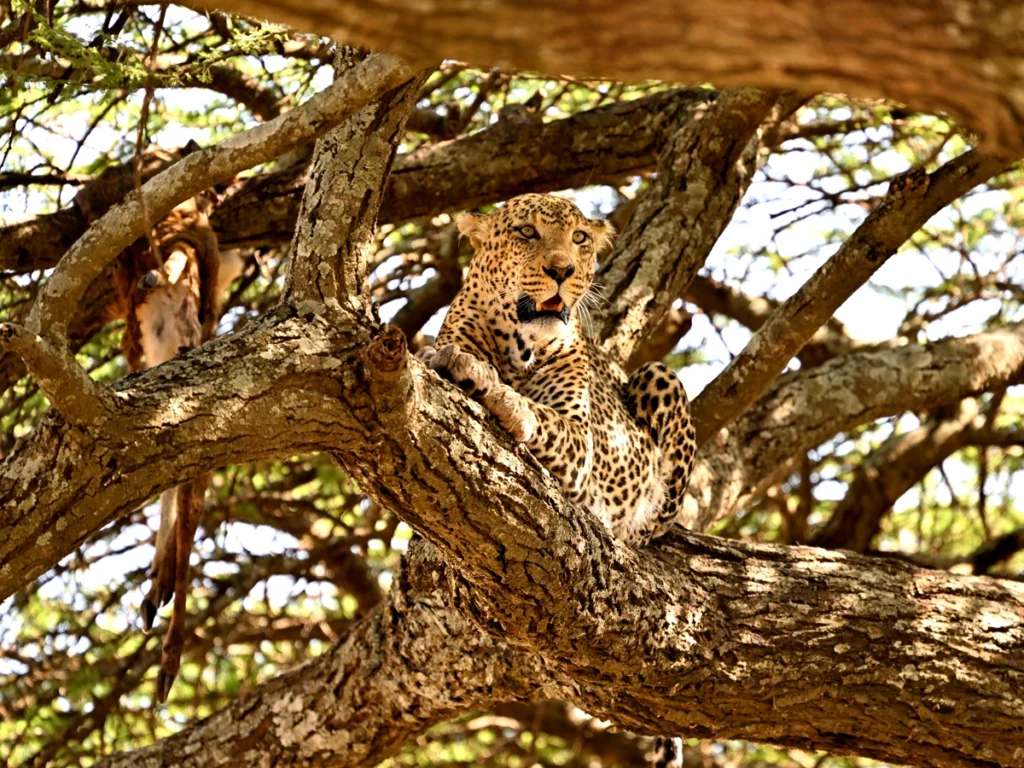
{"left": 687, "top": 323, "right": 1024, "bottom": 530}
{"left": 0, "top": 308, "right": 364, "bottom": 600}
{"left": 96, "top": 460, "right": 1024, "bottom": 768}
{"left": 972, "top": 528, "right": 1024, "bottom": 575}
{"left": 0, "top": 88, "right": 706, "bottom": 274}
{"left": 691, "top": 150, "right": 1019, "bottom": 446}
{"left": 25, "top": 51, "right": 414, "bottom": 344}
{"left": 685, "top": 274, "right": 859, "bottom": 366}
{"left": 285, "top": 49, "right": 429, "bottom": 309}
{"left": 98, "top": 553, "right": 555, "bottom": 768}
{"left": 0, "top": 53, "right": 285, "bottom": 120}
{"left": 595, "top": 88, "right": 778, "bottom": 364}
{"left": 0, "top": 322, "right": 123, "bottom": 427}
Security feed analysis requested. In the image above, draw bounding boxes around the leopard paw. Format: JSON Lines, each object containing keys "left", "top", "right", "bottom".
{"left": 425, "top": 344, "right": 498, "bottom": 397}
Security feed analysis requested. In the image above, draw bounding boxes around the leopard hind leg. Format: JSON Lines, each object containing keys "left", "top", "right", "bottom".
{"left": 625, "top": 361, "right": 696, "bottom": 544}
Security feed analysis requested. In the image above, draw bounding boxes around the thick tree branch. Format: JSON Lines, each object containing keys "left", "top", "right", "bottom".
{"left": 191, "top": 0, "right": 1024, "bottom": 155}
{"left": 25, "top": 52, "right": 414, "bottom": 344}
{"left": 99, "top": 430, "right": 1024, "bottom": 768}
{"left": 4, "top": 316, "right": 1023, "bottom": 609}
{"left": 2, "top": 308, "right": 1023, "bottom": 765}
{"left": 687, "top": 323, "right": 1024, "bottom": 530}
{"left": 691, "top": 150, "right": 1018, "bottom": 445}
{"left": 595, "top": 88, "right": 777, "bottom": 364}
{"left": 286, "top": 49, "right": 429, "bottom": 309}
{"left": 99, "top": 558, "right": 556, "bottom": 768}
{"left": 0, "top": 308, "right": 360, "bottom": 599}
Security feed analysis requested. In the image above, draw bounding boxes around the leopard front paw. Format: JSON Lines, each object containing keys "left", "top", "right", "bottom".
{"left": 423, "top": 344, "right": 498, "bottom": 397}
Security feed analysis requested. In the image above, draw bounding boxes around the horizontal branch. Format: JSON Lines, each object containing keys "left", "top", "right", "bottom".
{"left": 0, "top": 53, "right": 284, "bottom": 120}
{"left": 101, "top": 456, "right": 1024, "bottom": 768}
{"left": 0, "top": 308, "right": 363, "bottom": 600}
{"left": 192, "top": 0, "right": 1024, "bottom": 155}
{"left": 0, "top": 88, "right": 702, "bottom": 273}
{"left": 5, "top": 318, "right": 1023, "bottom": 609}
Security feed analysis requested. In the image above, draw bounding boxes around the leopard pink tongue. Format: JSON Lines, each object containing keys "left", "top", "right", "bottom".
{"left": 540, "top": 297, "right": 564, "bottom": 312}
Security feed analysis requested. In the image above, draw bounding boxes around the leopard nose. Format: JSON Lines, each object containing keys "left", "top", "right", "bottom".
{"left": 543, "top": 264, "right": 576, "bottom": 284}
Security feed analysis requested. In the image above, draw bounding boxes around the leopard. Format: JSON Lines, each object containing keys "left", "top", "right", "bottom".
{"left": 417, "top": 193, "right": 697, "bottom": 768}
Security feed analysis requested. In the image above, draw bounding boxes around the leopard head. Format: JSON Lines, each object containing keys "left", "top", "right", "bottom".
{"left": 458, "top": 194, "right": 614, "bottom": 330}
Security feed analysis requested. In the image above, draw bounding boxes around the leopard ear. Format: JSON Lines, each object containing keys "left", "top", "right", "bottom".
{"left": 589, "top": 218, "right": 616, "bottom": 254}
{"left": 457, "top": 212, "right": 488, "bottom": 249}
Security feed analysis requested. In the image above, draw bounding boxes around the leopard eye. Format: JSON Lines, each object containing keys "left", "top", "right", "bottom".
{"left": 514, "top": 225, "right": 538, "bottom": 240}
{"left": 572, "top": 230, "right": 589, "bottom": 245}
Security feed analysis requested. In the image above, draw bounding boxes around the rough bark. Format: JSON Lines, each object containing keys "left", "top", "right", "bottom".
{"left": 285, "top": 51, "right": 430, "bottom": 309}
{"left": 189, "top": 0, "right": 1024, "bottom": 155}
{"left": 0, "top": 305, "right": 1022, "bottom": 767}
{"left": 91, "top": 474, "right": 1024, "bottom": 768}
{"left": 97, "top": 564, "right": 558, "bottom": 768}
{"left": 0, "top": 307, "right": 359, "bottom": 597}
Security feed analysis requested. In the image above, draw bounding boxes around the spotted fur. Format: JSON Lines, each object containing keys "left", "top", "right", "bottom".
{"left": 419, "top": 193, "right": 696, "bottom": 546}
